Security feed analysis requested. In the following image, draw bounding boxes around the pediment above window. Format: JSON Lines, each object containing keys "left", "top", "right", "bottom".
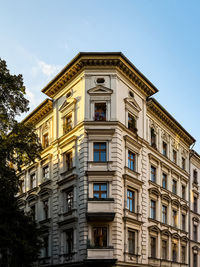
{"left": 161, "top": 229, "right": 171, "bottom": 237}
{"left": 149, "top": 225, "right": 160, "bottom": 233}
{"left": 87, "top": 85, "right": 113, "bottom": 95}
{"left": 172, "top": 233, "right": 180, "bottom": 240}
{"left": 38, "top": 187, "right": 52, "bottom": 197}
{"left": 59, "top": 98, "right": 77, "bottom": 114}
{"left": 124, "top": 97, "right": 141, "bottom": 114}
{"left": 26, "top": 193, "right": 38, "bottom": 204}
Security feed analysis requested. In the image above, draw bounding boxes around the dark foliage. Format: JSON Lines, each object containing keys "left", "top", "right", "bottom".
{"left": 0, "top": 58, "right": 42, "bottom": 266}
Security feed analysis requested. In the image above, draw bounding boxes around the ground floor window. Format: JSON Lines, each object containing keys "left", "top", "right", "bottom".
{"left": 93, "top": 227, "right": 107, "bottom": 247}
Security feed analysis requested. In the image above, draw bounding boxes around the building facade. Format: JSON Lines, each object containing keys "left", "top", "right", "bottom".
{"left": 189, "top": 151, "right": 200, "bottom": 267}
{"left": 17, "top": 52, "right": 198, "bottom": 266}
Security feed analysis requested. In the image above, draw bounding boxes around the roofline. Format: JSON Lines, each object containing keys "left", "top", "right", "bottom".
{"left": 42, "top": 52, "right": 158, "bottom": 95}
{"left": 22, "top": 98, "right": 53, "bottom": 124}
{"left": 148, "top": 97, "right": 196, "bottom": 144}
{"left": 190, "top": 149, "right": 200, "bottom": 159}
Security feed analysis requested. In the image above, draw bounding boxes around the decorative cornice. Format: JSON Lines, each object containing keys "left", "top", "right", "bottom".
{"left": 147, "top": 98, "right": 195, "bottom": 146}
{"left": 23, "top": 99, "right": 53, "bottom": 125}
{"left": 42, "top": 52, "right": 158, "bottom": 98}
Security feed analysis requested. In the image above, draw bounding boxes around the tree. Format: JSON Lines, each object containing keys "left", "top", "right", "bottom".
{"left": 0, "top": 58, "right": 42, "bottom": 266}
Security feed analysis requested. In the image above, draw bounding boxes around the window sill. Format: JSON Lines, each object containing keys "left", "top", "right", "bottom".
{"left": 88, "top": 197, "right": 114, "bottom": 201}
{"left": 60, "top": 167, "right": 75, "bottom": 176}
{"left": 27, "top": 187, "right": 38, "bottom": 194}
{"left": 40, "top": 178, "right": 51, "bottom": 187}
{"left": 87, "top": 246, "right": 114, "bottom": 249}
{"left": 125, "top": 167, "right": 139, "bottom": 175}
{"left": 88, "top": 161, "right": 113, "bottom": 164}
{"left": 39, "top": 218, "right": 51, "bottom": 224}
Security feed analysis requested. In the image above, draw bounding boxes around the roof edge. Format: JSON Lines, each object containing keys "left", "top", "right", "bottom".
{"left": 147, "top": 97, "right": 196, "bottom": 145}
{"left": 41, "top": 52, "right": 158, "bottom": 97}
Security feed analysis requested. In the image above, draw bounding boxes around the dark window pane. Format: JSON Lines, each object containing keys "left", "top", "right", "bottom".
{"left": 95, "top": 103, "right": 106, "bottom": 121}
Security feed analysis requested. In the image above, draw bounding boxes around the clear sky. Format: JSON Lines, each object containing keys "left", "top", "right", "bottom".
{"left": 1, "top": 0, "right": 200, "bottom": 152}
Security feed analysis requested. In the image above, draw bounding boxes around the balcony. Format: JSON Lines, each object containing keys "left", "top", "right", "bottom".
{"left": 87, "top": 248, "right": 114, "bottom": 259}
{"left": 86, "top": 199, "right": 115, "bottom": 222}
{"left": 88, "top": 161, "right": 113, "bottom": 172}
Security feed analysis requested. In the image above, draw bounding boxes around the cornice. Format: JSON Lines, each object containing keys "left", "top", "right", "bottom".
{"left": 147, "top": 98, "right": 195, "bottom": 146}
{"left": 23, "top": 99, "right": 53, "bottom": 125}
{"left": 41, "top": 52, "right": 158, "bottom": 98}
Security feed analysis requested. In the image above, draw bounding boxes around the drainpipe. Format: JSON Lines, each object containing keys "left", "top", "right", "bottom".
{"left": 189, "top": 144, "right": 195, "bottom": 266}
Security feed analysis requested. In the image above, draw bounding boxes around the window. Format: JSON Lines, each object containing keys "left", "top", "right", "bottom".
{"left": 150, "top": 237, "right": 156, "bottom": 258}
{"left": 193, "top": 170, "right": 198, "bottom": 184}
{"left": 162, "top": 142, "right": 167, "bottom": 157}
{"left": 193, "top": 253, "right": 197, "bottom": 267}
{"left": 93, "top": 183, "right": 107, "bottom": 199}
{"left": 128, "top": 151, "right": 136, "bottom": 171}
{"left": 182, "top": 157, "right": 186, "bottom": 170}
{"left": 194, "top": 196, "right": 198, "bottom": 213}
{"left": 65, "top": 229, "right": 73, "bottom": 255}
{"left": 162, "top": 205, "right": 167, "bottom": 224}
{"left": 93, "top": 142, "right": 106, "bottom": 162}
{"left": 65, "top": 152, "right": 73, "bottom": 171}
{"left": 30, "top": 205, "right": 35, "bottom": 220}
{"left": 128, "top": 113, "right": 137, "bottom": 132}
{"left": 127, "top": 189, "right": 135, "bottom": 212}
{"left": 19, "top": 179, "right": 25, "bottom": 194}
{"left": 173, "top": 150, "right": 177, "bottom": 164}
{"left": 42, "top": 133, "right": 49, "bottom": 149}
{"left": 172, "top": 210, "right": 178, "bottom": 227}
{"left": 43, "top": 200, "right": 49, "bottom": 220}
{"left": 172, "top": 243, "right": 178, "bottom": 262}
{"left": 128, "top": 231, "right": 135, "bottom": 254}
{"left": 30, "top": 173, "right": 36, "bottom": 189}
{"left": 94, "top": 103, "right": 106, "bottom": 121}
{"left": 182, "top": 214, "right": 186, "bottom": 231}
{"left": 193, "top": 225, "right": 197, "bottom": 241}
{"left": 162, "top": 240, "right": 167, "bottom": 260}
{"left": 181, "top": 246, "right": 186, "bottom": 263}
{"left": 162, "top": 173, "right": 167, "bottom": 189}
{"left": 172, "top": 179, "right": 177, "bottom": 194}
{"left": 182, "top": 185, "right": 186, "bottom": 199}
{"left": 150, "top": 128, "right": 156, "bottom": 148}
{"left": 150, "top": 200, "right": 156, "bottom": 220}
{"left": 63, "top": 114, "right": 72, "bottom": 134}
{"left": 150, "top": 166, "right": 156, "bottom": 183}
{"left": 93, "top": 227, "right": 107, "bottom": 247}
{"left": 43, "top": 165, "right": 49, "bottom": 180}
{"left": 43, "top": 235, "right": 49, "bottom": 257}
{"left": 96, "top": 77, "right": 105, "bottom": 84}
{"left": 66, "top": 190, "right": 73, "bottom": 212}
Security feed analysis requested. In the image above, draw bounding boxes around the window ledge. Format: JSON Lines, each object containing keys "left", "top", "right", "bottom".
{"left": 40, "top": 179, "right": 51, "bottom": 187}
{"left": 60, "top": 167, "right": 76, "bottom": 176}
{"left": 87, "top": 246, "right": 114, "bottom": 249}
{"left": 88, "top": 161, "right": 113, "bottom": 164}
{"left": 148, "top": 217, "right": 159, "bottom": 224}
{"left": 88, "top": 198, "right": 114, "bottom": 202}
{"left": 39, "top": 218, "right": 51, "bottom": 224}
{"left": 124, "top": 166, "right": 140, "bottom": 176}
{"left": 27, "top": 187, "right": 39, "bottom": 194}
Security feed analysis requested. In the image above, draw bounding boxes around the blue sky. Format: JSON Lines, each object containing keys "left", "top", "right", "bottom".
{"left": 1, "top": 0, "right": 200, "bottom": 152}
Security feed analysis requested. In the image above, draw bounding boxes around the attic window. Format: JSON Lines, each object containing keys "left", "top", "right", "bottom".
{"left": 66, "top": 91, "right": 72, "bottom": 98}
{"left": 96, "top": 78, "right": 105, "bottom": 84}
{"left": 129, "top": 91, "right": 134, "bottom": 98}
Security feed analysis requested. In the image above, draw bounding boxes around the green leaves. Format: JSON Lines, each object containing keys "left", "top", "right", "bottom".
{"left": 0, "top": 58, "right": 29, "bottom": 135}
{"left": 0, "top": 58, "right": 42, "bottom": 266}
